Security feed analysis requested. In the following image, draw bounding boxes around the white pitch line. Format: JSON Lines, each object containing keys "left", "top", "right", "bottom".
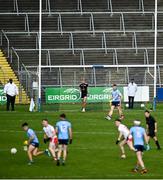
{"left": 0, "top": 146, "right": 117, "bottom": 152}
{"left": 1, "top": 174, "right": 163, "bottom": 179}
{"left": 0, "top": 129, "right": 116, "bottom": 135}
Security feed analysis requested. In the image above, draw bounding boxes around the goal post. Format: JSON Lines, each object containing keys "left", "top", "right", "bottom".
{"left": 36, "top": 64, "right": 158, "bottom": 112}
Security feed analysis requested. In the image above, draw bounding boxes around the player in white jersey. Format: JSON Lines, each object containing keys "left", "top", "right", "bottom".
{"left": 42, "top": 119, "right": 58, "bottom": 161}
{"left": 115, "top": 119, "right": 135, "bottom": 158}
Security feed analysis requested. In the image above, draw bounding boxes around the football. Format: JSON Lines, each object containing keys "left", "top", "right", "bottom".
{"left": 141, "top": 103, "right": 145, "bottom": 108}
{"left": 11, "top": 148, "right": 17, "bottom": 154}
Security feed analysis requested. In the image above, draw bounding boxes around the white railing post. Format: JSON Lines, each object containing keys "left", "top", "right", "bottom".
{"left": 46, "top": 0, "right": 51, "bottom": 16}
{"left": 46, "top": 50, "right": 48, "bottom": 65}
{"left": 36, "top": 33, "right": 39, "bottom": 49}
{"left": 90, "top": 13, "right": 95, "bottom": 35}
{"left": 93, "top": 67, "right": 96, "bottom": 87}
{"left": 80, "top": 50, "right": 86, "bottom": 71}
{"left": 139, "top": 0, "right": 145, "bottom": 14}
{"left": 120, "top": 13, "right": 126, "bottom": 35}
{"left": 25, "top": 14, "right": 30, "bottom": 35}
{"left": 145, "top": 49, "right": 150, "bottom": 72}
{"left": 13, "top": 0, "right": 19, "bottom": 15}
{"left": 59, "top": 67, "right": 63, "bottom": 87}
{"left": 144, "top": 70, "right": 147, "bottom": 85}
{"left": 107, "top": 0, "right": 113, "bottom": 15}
{"left": 11, "top": 47, "right": 20, "bottom": 75}
{"left": 70, "top": 32, "right": 75, "bottom": 55}
{"left": 81, "top": 50, "right": 85, "bottom": 66}
{"left": 58, "top": 13, "right": 63, "bottom": 35}
{"left": 102, "top": 32, "right": 107, "bottom": 54}
{"left": 113, "top": 48, "right": 119, "bottom": 72}
{"left": 77, "top": 0, "right": 83, "bottom": 15}
{"left": 133, "top": 32, "right": 138, "bottom": 54}
{"left": 48, "top": 50, "right": 51, "bottom": 72}
{"left": 144, "top": 48, "right": 154, "bottom": 78}
{"left": 126, "top": 67, "right": 129, "bottom": 83}
{"left": 1, "top": 30, "right": 10, "bottom": 57}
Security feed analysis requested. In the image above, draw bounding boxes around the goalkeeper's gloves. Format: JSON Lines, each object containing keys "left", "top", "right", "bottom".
{"left": 69, "top": 139, "right": 72, "bottom": 144}
{"left": 116, "top": 140, "right": 120, "bottom": 145}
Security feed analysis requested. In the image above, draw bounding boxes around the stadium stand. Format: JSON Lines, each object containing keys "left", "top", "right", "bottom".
{"left": 0, "top": 0, "right": 163, "bottom": 103}
{"left": 0, "top": 50, "right": 29, "bottom": 103}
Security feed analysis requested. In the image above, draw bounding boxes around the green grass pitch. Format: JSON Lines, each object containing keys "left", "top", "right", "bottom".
{"left": 0, "top": 104, "right": 163, "bottom": 179}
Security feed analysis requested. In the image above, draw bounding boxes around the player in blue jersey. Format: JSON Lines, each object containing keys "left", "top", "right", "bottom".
{"left": 55, "top": 113, "right": 72, "bottom": 166}
{"left": 106, "top": 84, "right": 123, "bottom": 120}
{"left": 130, "top": 120, "right": 150, "bottom": 174}
{"left": 22, "top": 122, "right": 45, "bottom": 165}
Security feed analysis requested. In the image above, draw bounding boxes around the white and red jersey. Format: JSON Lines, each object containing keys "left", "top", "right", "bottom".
{"left": 43, "top": 124, "right": 58, "bottom": 144}
{"left": 43, "top": 124, "right": 56, "bottom": 138}
{"left": 118, "top": 124, "right": 130, "bottom": 139}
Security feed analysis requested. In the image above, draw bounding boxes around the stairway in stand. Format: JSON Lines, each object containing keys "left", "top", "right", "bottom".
{"left": 0, "top": 50, "right": 30, "bottom": 104}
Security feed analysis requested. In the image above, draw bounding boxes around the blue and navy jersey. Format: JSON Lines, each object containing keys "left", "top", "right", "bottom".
{"left": 27, "top": 128, "right": 39, "bottom": 144}
{"left": 112, "top": 89, "right": 122, "bottom": 102}
{"left": 130, "top": 126, "right": 145, "bottom": 146}
{"left": 56, "top": 120, "right": 71, "bottom": 140}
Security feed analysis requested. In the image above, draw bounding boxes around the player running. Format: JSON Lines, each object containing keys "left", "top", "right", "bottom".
{"left": 79, "top": 80, "right": 88, "bottom": 112}
{"left": 130, "top": 120, "right": 150, "bottom": 174}
{"left": 106, "top": 84, "right": 123, "bottom": 120}
{"left": 22, "top": 122, "right": 45, "bottom": 165}
{"left": 144, "top": 110, "right": 161, "bottom": 150}
{"left": 55, "top": 113, "right": 72, "bottom": 166}
{"left": 115, "top": 119, "right": 135, "bottom": 159}
{"left": 42, "top": 119, "right": 58, "bottom": 161}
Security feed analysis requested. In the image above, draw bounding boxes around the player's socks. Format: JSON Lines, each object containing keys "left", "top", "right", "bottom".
{"left": 82, "top": 108, "right": 85, "bottom": 112}
{"left": 155, "top": 141, "right": 161, "bottom": 150}
{"left": 62, "top": 160, "right": 65, "bottom": 166}
{"left": 131, "top": 168, "right": 139, "bottom": 173}
{"left": 44, "top": 149, "right": 51, "bottom": 157}
{"left": 105, "top": 115, "right": 111, "bottom": 120}
{"left": 56, "top": 159, "right": 60, "bottom": 166}
{"left": 131, "top": 165, "right": 139, "bottom": 173}
{"left": 28, "top": 160, "right": 34, "bottom": 165}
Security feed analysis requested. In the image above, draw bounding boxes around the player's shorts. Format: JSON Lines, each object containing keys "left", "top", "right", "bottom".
{"left": 126, "top": 135, "right": 133, "bottom": 142}
{"left": 111, "top": 101, "right": 120, "bottom": 107}
{"left": 50, "top": 137, "right": 58, "bottom": 144}
{"left": 49, "top": 137, "right": 58, "bottom": 148}
{"left": 134, "top": 145, "right": 144, "bottom": 152}
{"left": 148, "top": 131, "right": 156, "bottom": 138}
{"left": 81, "top": 92, "right": 87, "bottom": 98}
{"left": 30, "top": 142, "right": 39, "bottom": 148}
{"left": 58, "top": 139, "right": 69, "bottom": 145}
